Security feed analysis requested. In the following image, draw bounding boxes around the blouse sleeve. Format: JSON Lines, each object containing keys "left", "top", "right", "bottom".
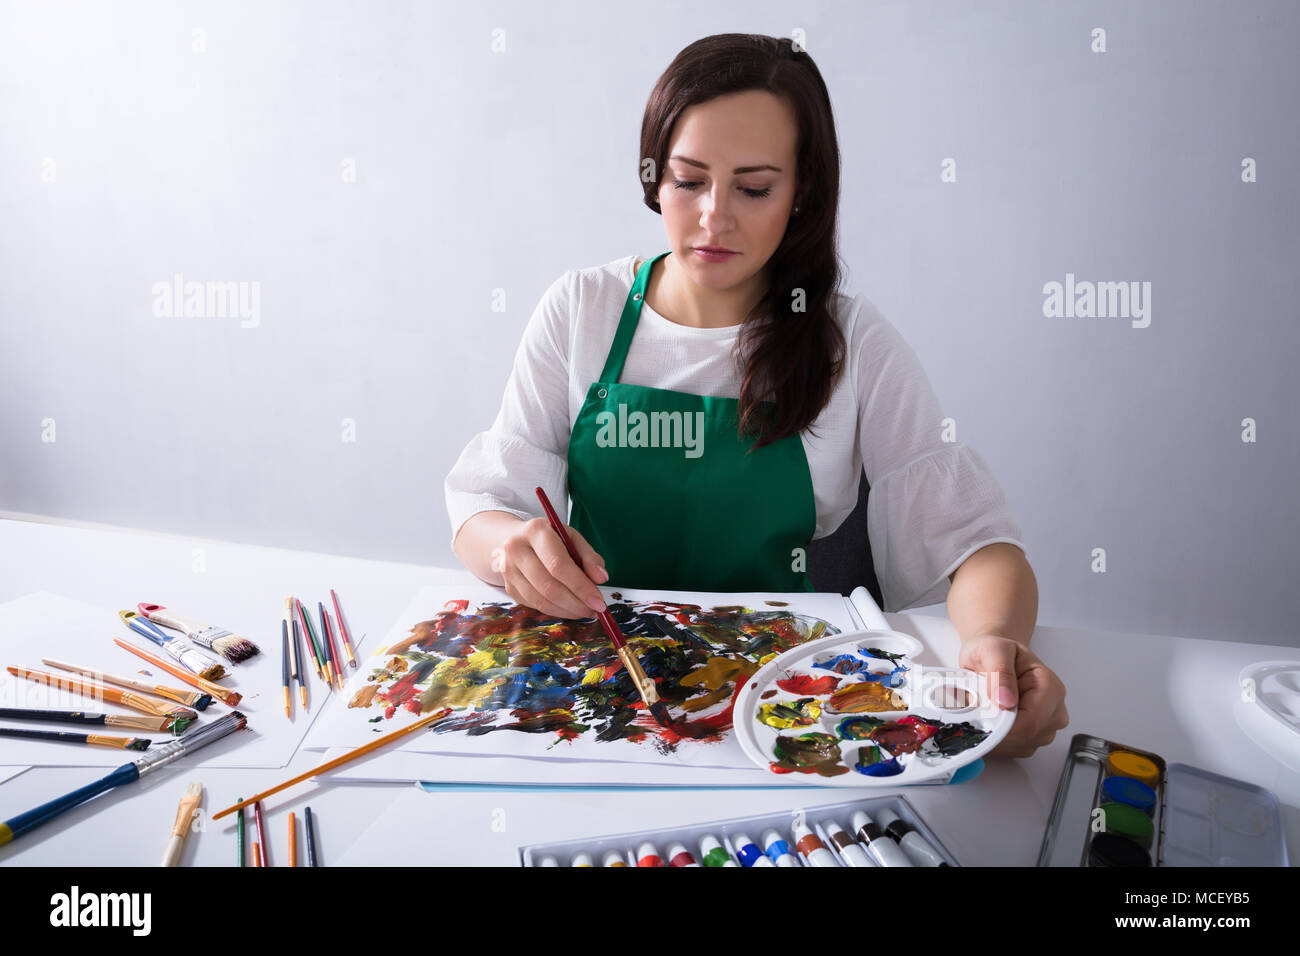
{"left": 852, "top": 297, "right": 1027, "bottom": 612}
{"left": 444, "top": 270, "right": 575, "bottom": 549}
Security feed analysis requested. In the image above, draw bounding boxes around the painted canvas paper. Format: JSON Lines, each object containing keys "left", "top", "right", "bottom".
{"left": 307, "top": 586, "right": 857, "bottom": 769}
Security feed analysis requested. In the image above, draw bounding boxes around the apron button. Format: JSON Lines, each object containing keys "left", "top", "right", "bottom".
{"left": 632, "top": 293, "right": 642, "bottom": 301}
{"left": 597, "top": 388, "right": 607, "bottom": 398}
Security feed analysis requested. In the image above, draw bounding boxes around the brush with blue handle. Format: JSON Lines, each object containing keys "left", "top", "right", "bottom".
{"left": 118, "top": 609, "right": 226, "bottom": 680}
{"left": 0, "top": 711, "right": 247, "bottom": 847}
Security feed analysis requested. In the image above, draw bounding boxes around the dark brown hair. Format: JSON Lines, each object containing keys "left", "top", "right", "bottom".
{"left": 639, "top": 34, "right": 846, "bottom": 449}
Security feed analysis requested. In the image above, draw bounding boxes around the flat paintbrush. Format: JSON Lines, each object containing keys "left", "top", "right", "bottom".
{"left": 533, "top": 486, "right": 672, "bottom": 727}
{"left": 0, "top": 727, "right": 151, "bottom": 751}
{"left": 137, "top": 602, "right": 259, "bottom": 663}
{"left": 6, "top": 666, "right": 197, "bottom": 731}
{"left": 42, "top": 657, "right": 212, "bottom": 710}
{"left": 0, "top": 711, "right": 247, "bottom": 847}
{"left": 113, "top": 639, "right": 243, "bottom": 707}
{"left": 119, "top": 609, "right": 226, "bottom": 680}
{"left": 0, "top": 706, "right": 173, "bottom": 734}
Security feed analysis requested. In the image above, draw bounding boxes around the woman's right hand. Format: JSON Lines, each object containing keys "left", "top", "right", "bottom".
{"left": 491, "top": 517, "right": 610, "bottom": 619}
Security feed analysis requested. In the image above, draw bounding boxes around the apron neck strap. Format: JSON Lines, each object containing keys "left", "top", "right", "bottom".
{"left": 599, "top": 251, "right": 671, "bottom": 384}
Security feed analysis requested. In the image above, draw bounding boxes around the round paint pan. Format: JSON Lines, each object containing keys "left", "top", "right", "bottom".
{"left": 733, "top": 629, "right": 1016, "bottom": 787}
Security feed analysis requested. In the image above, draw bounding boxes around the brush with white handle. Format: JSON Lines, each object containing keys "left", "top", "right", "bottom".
{"left": 161, "top": 781, "right": 204, "bottom": 867}
{"left": 137, "top": 603, "right": 260, "bottom": 663}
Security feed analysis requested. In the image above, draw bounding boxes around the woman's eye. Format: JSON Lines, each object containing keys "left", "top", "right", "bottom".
{"left": 672, "top": 180, "right": 771, "bottom": 199}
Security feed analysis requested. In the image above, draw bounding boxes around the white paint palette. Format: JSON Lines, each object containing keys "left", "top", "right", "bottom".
{"left": 732, "top": 630, "right": 1016, "bottom": 786}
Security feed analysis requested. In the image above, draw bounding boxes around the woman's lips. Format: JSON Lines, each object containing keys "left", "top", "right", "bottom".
{"left": 693, "top": 247, "right": 737, "bottom": 262}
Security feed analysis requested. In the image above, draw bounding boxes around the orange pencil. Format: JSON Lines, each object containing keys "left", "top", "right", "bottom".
{"left": 253, "top": 842, "right": 262, "bottom": 867}
{"left": 289, "top": 812, "right": 297, "bottom": 867}
{"left": 113, "top": 639, "right": 242, "bottom": 706}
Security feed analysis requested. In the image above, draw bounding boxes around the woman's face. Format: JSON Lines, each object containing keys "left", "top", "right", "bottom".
{"left": 657, "top": 90, "right": 799, "bottom": 292}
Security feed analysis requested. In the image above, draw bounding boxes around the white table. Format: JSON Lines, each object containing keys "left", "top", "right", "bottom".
{"left": 1, "top": 514, "right": 1295, "bottom": 865}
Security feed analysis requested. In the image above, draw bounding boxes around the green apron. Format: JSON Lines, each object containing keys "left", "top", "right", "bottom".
{"left": 566, "top": 251, "right": 817, "bottom": 593}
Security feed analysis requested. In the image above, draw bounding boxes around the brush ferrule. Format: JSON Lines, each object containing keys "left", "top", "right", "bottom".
{"left": 173, "top": 642, "right": 224, "bottom": 679}
{"left": 134, "top": 713, "right": 246, "bottom": 777}
{"left": 188, "top": 625, "right": 231, "bottom": 650}
{"left": 615, "top": 644, "right": 660, "bottom": 706}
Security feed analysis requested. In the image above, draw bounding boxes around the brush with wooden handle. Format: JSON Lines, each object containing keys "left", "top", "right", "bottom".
{"left": 42, "top": 658, "right": 213, "bottom": 710}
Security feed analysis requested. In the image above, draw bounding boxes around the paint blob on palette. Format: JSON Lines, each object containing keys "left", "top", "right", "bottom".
{"left": 733, "top": 631, "right": 1016, "bottom": 786}
{"left": 340, "top": 595, "right": 844, "bottom": 761}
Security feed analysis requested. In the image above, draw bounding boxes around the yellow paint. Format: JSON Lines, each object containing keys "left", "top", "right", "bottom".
{"left": 679, "top": 656, "right": 752, "bottom": 690}
{"left": 0, "top": 822, "right": 11, "bottom": 845}
{"left": 1106, "top": 750, "right": 1159, "bottom": 787}
{"left": 757, "top": 699, "right": 823, "bottom": 729}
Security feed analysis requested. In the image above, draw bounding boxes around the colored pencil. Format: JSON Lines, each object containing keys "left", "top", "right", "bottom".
{"left": 292, "top": 618, "right": 308, "bottom": 709}
{"left": 137, "top": 603, "right": 259, "bottom": 663}
{"left": 293, "top": 596, "right": 324, "bottom": 680}
{"left": 0, "top": 706, "right": 174, "bottom": 734}
{"left": 253, "top": 800, "right": 268, "bottom": 866}
{"left": 0, "top": 726, "right": 150, "bottom": 751}
{"left": 329, "top": 589, "right": 358, "bottom": 668}
{"left": 113, "top": 639, "right": 243, "bottom": 707}
{"left": 161, "top": 782, "right": 202, "bottom": 866}
{"left": 6, "top": 666, "right": 197, "bottom": 728}
{"left": 252, "top": 842, "right": 261, "bottom": 867}
{"left": 211, "top": 707, "right": 454, "bottom": 820}
{"left": 281, "top": 618, "right": 291, "bottom": 719}
{"left": 320, "top": 603, "right": 345, "bottom": 690}
{"left": 0, "top": 712, "right": 247, "bottom": 847}
{"left": 305, "top": 806, "right": 318, "bottom": 866}
{"left": 42, "top": 658, "right": 212, "bottom": 710}
{"left": 237, "top": 800, "right": 246, "bottom": 867}
{"left": 316, "top": 602, "right": 337, "bottom": 688}
{"left": 118, "top": 609, "right": 226, "bottom": 680}
{"left": 288, "top": 811, "right": 297, "bottom": 867}
{"left": 533, "top": 485, "right": 669, "bottom": 725}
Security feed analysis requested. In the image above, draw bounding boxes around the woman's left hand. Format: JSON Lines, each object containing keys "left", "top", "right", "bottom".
{"left": 957, "top": 634, "right": 1068, "bottom": 759}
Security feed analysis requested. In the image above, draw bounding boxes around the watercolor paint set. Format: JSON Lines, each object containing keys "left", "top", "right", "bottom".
{"left": 518, "top": 794, "right": 960, "bottom": 866}
{"left": 732, "top": 630, "right": 1015, "bottom": 785}
{"left": 1037, "top": 733, "right": 1289, "bottom": 867}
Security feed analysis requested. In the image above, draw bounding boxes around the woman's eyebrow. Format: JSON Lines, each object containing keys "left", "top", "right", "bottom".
{"left": 669, "top": 154, "right": 782, "bottom": 174}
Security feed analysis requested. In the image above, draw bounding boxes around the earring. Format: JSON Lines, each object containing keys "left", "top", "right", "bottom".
{"left": 794, "top": 206, "right": 801, "bottom": 214}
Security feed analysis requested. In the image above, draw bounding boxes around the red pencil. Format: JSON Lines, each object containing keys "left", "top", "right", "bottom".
{"left": 533, "top": 486, "right": 670, "bottom": 726}
{"left": 329, "top": 589, "right": 358, "bottom": 668}
{"left": 253, "top": 800, "right": 269, "bottom": 866}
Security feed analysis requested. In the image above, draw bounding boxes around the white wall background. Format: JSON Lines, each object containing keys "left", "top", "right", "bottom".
{"left": 1, "top": 0, "right": 1296, "bottom": 647}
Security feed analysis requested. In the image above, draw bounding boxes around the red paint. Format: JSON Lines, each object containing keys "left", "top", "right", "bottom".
{"left": 776, "top": 674, "right": 841, "bottom": 695}
{"left": 668, "top": 850, "right": 697, "bottom": 867}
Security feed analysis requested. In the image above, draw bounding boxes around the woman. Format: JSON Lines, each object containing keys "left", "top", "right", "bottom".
{"left": 446, "top": 34, "right": 1066, "bottom": 758}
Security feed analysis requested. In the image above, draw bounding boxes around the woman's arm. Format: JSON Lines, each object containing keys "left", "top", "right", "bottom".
{"left": 946, "top": 542, "right": 1038, "bottom": 647}
{"left": 947, "top": 543, "right": 1069, "bottom": 758}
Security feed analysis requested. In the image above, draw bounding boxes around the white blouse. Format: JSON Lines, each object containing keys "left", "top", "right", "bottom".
{"left": 445, "top": 254, "right": 1026, "bottom": 611}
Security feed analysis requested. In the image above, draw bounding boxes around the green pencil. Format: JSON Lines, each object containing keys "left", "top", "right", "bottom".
{"left": 237, "top": 799, "right": 245, "bottom": 867}
{"left": 295, "top": 597, "right": 325, "bottom": 678}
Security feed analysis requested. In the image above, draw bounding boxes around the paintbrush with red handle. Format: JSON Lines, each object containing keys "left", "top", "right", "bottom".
{"left": 533, "top": 486, "right": 671, "bottom": 727}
